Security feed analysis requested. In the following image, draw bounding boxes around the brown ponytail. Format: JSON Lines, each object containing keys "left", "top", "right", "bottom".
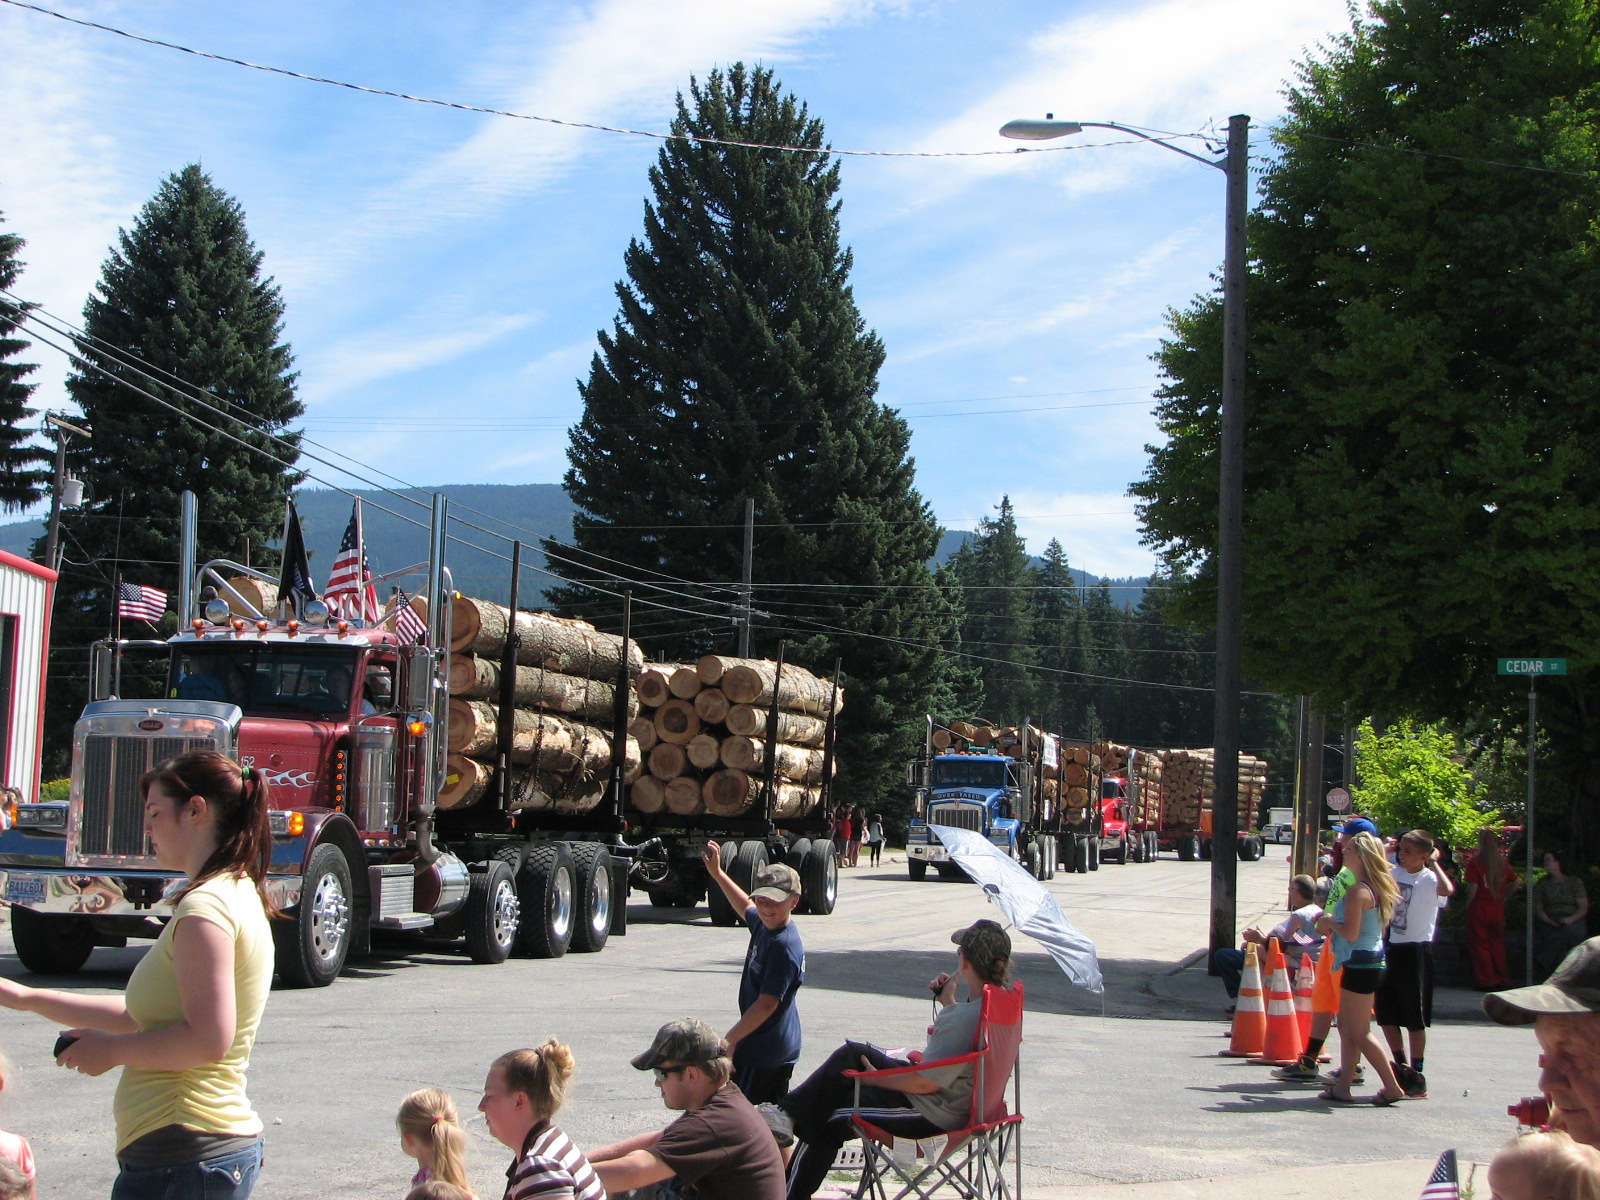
{"left": 141, "top": 750, "right": 277, "bottom": 915}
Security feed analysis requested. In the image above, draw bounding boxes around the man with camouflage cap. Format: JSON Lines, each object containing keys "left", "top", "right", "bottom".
{"left": 1485, "top": 936, "right": 1600, "bottom": 1148}
{"left": 765, "top": 919, "right": 1016, "bottom": 1200}
{"left": 703, "top": 841, "right": 806, "bottom": 1103}
{"left": 588, "top": 1017, "right": 786, "bottom": 1200}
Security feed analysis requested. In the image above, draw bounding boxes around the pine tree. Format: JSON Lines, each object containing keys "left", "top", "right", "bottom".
{"left": 1031, "top": 539, "right": 1080, "bottom": 733}
{"left": 545, "top": 65, "right": 944, "bottom": 813}
{"left": 927, "top": 562, "right": 985, "bottom": 720}
{"left": 43, "top": 165, "right": 302, "bottom": 771}
{"left": 949, "top": 498, "right": 1035, "bottom": 724}
{"left": 0, "top": 213, "right": 47, "bottom": 511}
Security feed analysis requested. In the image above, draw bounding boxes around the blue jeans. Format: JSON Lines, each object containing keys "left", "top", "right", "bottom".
{"left": 1215, "top": 948, "right": 1245, "bottom": 999}
{"left": 112, "top": 1140, "right": 262, "bottom": 1200}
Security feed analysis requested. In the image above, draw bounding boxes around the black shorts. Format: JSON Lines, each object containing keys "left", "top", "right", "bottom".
{"left": 1374, "top": 941, "right": 1434, "bottom": 1029}
{"left": 1340, "top": 963, "right": 1385, "bottom": 995}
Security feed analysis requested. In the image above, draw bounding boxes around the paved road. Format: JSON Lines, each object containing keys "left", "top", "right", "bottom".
{"left": 0, "top": 851, "right": 1537, "bottom": 1198}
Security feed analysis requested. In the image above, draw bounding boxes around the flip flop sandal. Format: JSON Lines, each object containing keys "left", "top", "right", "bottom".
{"left": 1370, "top": 1092, "right": 1406, "bottom": 1107}
{"left": 1318, "top": 1090, "right": 1358, "bottom": 1104}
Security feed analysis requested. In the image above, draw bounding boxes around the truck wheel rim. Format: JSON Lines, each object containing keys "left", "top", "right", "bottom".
{"left": 590, "top": 866, "right": 611, "bottom": 936}
{"left": 825, "top": 852, "right": 838, "bottom": 904}
{"left": 493, "top": 879, "right": 521, "bottom": 947}
{"left": 310, "top": 872, "right": 349, "bottom": 963}
{"left": 550, "top": 869, "right": 573, "bottom": 940}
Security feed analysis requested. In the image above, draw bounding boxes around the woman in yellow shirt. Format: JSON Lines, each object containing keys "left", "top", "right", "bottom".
{"left": 0, "top": 751, "right": 275, "bottom": 1198}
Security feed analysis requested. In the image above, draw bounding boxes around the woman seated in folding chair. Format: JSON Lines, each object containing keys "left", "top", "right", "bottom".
{"left": 765, "top": 920, "right": 1014, "bottom": 1200}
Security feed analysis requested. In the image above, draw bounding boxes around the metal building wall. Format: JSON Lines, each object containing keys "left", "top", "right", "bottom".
{"left": 0, "top": 557, "right": 52, "bottom": 798}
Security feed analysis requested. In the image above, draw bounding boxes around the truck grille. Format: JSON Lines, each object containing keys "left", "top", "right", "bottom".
{"left": 930, "top": 805, "right": 984, "bottom": 832}
{"left": 79, "top": 734, "right": 217, "bottom": 858}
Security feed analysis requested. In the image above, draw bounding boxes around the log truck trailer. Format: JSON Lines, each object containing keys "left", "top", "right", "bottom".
{"left": 0, "top": 493, "right": 639, "bottom": 986}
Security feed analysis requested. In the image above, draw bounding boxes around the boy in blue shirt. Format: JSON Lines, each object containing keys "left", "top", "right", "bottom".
{"left": 703, "top": 842, "right": 806, "bottom": 1103}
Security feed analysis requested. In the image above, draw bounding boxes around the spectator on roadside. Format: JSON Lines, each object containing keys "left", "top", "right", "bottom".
{"left": 588, "top": 1019, "right": 786, "bottom": 1200}
{"left": 701, "top": 845, "right": 805, "bottom": 1104}
{"left": 478, "top": 1040, "right": 603, "bottom": 1200}
{"left": 1534, "top": 850, "right": 1590, "bottom": 980}
{"left": 0, "top": 751, "right": 275, "bottom": 1198}
{"left": 847, "top": 807, "right": 866, "bottom": 867}
{"left": 1376, "top": 830, "right": 1455, "bottom": 1099}
{"left": 1488, "top": 1130, "right": 1600, "bottom": 1200}
{"left": 1312, "top": 831, "right": 1407, "bottom": 1105}
{"left": 866, "top": 813, "right": 885, "bottom": 868}
{"left": 1215, "top": 875, "right": 1323, "bottom": 1013}
{"left": 764, "top": 920, "right": 1017, "bottom": 1200}
{"left": 0, "top": 1052, "right": 35, "bottom": 1200}
{"left": 1466, "top": 827, "right": 1521, "bottom": 988}
{"left": 396, "top": 1087, "right": 473, "bottom": 1197}
{"left": 837, "top": 809, "right": 854, "bottom": 866}
{"left": 406, "top": 1183, "right": 476, "bottom": 1200}
{"left": 1488, "top": 941, "right": 1600, "bottom": 1151}
{"left": 1275, "top": 817, "right": 1377, "bottom": 1084}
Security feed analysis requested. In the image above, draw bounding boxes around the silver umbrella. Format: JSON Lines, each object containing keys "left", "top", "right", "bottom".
{"left": 931, "top": 824, "right": 1103, "bottom": 994}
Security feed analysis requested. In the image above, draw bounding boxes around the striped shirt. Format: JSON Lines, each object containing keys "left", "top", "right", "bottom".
{"left": 504, "top": 1121, "right": 605, "bottom": 1200}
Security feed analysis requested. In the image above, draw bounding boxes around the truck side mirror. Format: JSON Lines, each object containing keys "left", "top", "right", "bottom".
{"left": 399, "top": 645, "right": 435, "bottom": 712}
{"left": 90, "top": 642, "right": 113, "bottom": 701}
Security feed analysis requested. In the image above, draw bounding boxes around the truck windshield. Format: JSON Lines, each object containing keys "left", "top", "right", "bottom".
{"left": 931, "top": 759, "right": 1009, "bottom": 789}
{"left": 170, "top": 644, "right": 365, "bottom": 717}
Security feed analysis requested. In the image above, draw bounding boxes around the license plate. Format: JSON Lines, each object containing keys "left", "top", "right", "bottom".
{"left": 5, "top": 874, "right": 46, "bottom": 905}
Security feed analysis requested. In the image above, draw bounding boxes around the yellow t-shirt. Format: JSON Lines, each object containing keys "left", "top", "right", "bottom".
{"left": 114, "top": 873, "right": 273, "bottom": 1152}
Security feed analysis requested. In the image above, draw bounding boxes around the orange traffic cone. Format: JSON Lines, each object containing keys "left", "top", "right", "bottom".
{"left": 1294, "top": 955, "right": 1315, "bottom": 1048}
{"left": 1221, "top": 945, "right": 1267, "bottom": 1057}
{"left": 1261, "top": 954, "right": 1302, "bottom": 1065}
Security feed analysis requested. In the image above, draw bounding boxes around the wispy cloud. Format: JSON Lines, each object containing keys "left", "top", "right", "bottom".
{"left": 306, "top": 311, "right": 540, "bottom": 400}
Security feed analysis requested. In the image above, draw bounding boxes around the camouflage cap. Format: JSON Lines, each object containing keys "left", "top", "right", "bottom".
{"left": 950, "top": 918, "right": 1012, "bottom": 977}
{"left": 751, "top": 862, "right": 803, "bottom": 902}
{"left": 630, "top": 1018, "right": 725, "bottom": 1071}
{"left": 1485, "top": 937, "right": 1600, "bottom": 1026}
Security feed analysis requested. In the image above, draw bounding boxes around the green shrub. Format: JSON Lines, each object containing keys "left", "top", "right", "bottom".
{"left": 39, "top": 779, "right": 70, "bottom": 803}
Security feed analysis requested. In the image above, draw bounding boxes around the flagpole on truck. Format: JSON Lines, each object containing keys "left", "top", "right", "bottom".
{"left": 112, "top": 571, "right": 123, "bottom": 699}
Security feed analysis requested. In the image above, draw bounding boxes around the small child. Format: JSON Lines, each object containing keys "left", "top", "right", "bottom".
{"left": 1490, "top": 1130, "right": 1600, "bottom": 1200}
{"left": 0, "top": 1053, "right": 35, "bottom": 1200}
{"left": 396, "top": 1088, "right": 473, "bottom": 1198}
{"left": 405, "top": 1183, "right": 475, "bottom": 1200}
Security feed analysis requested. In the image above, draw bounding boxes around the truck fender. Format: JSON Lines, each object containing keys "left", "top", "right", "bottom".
{"left": 281, "top": 811, "right": 369, "bottom": 957}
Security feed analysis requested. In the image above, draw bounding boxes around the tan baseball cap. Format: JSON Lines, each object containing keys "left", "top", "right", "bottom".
{"left": 1484, "top": 937, "right": 1600, "bottom": 1026}
{"left": 751, "top": 862, "right": 802, "bottom": 902}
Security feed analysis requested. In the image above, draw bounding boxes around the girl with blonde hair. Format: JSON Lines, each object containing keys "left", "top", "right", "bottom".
{"left": 1315, "top": 831, "right": 1407, "bottom": 1106}
{"left": 477, "top": 1040, "right": 603, "bottom": 1200}
{"left": 397, "top": 1088, "right": 472, "bottom": 1197}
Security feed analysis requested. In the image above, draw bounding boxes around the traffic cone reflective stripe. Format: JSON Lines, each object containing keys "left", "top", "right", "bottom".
{"left": 1294, "top": 955, "right": 1315, "bottom": 1049}
{"left": 1261, "top": 957, "right": 1302, "bottom": 1065}
{"left": 1221, "top": 945, "right": 1267, "bottom": 1057}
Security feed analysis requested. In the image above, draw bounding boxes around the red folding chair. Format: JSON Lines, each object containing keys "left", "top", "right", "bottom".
{"left": 843, "top": 981, "right": 1025, "bottom": 1200}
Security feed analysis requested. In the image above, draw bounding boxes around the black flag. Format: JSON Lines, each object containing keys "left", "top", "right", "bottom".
{"left": 278, "top": 500, "right": 317, "bottom": 614}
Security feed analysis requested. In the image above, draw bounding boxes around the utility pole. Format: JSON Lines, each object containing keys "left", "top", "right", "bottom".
{"left": 737, "top": 498, "right": 755, "bottom": 658}
{"left": 42, "top": 413, "right": 91, "bottom": 574}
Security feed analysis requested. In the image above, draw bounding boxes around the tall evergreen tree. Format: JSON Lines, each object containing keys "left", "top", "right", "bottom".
{"left": 545, "top": 65, "right": 944, "bottom": 813}
{"left": 1031, "top": 539, "right": 1080, "bottom": 733}
{"left": 0, "top": 213, "right": 47, "bottom": 511}
{"left": 948, "top": 497, "right": 1035, "bottom": 724}
{"left": 927, "top": 561, "right": 986, "bottom": 720}
{"left": 43, "top": 165, "right": 302, "bottom": 771}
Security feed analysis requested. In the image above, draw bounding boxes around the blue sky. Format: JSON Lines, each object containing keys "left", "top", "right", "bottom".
{"left": 0, "top": 0, "right": 1354, "bottom": 579}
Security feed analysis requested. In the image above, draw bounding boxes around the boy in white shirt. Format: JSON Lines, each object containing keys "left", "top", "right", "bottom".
{"left": 1375, "top": 829, "right": 1456, "bottom": 1097}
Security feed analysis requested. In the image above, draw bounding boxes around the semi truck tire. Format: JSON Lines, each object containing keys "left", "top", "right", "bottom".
{"left": 1088, "top": 840, "right": 1100, "bottom": 871}
{"left": 803, "top": 839, "right": 839, "bottom": 915}
{"left": 465, "top": 859, "right": 520, "bottom": 964}
{"left": 1177, "top": 835, "right": 1195, "bottom": 862}
{"left": 11, "top": 908, "right": 96, "bottom": 975}
{"left": 1042, "top": 836, "right": 1057, "bottom": 880}
{"left": 569, "top": 843, "right": 613, "bottom": 953}
{"left": 1200, "top": 838, "right": 1213, "bottom": 861}
{"left": 1127, "top": 835, "right": 1142, "bottom": 864}
{"left": 784, "top": 838, "right": 813, "bottom": 874}
{"left": 907, "top": 857, "right": 928, "bottom": 881}
{"left": 706, "top": 840, "right": 740, "bottom": 927}
{"left": 513, "top": 842, "right": 575, "bottom": 958}
{"left": 1146, "top": 832, "right": 1161, "bottom": 861}
{"left": 1024, "top": 841, "right": 1042, "bottom": 880}
{"left": 1110, "top": 837, "right": 1127, "bottom": 865}
{"left": 274, "top": 842, "right": 353, "bottom": 988}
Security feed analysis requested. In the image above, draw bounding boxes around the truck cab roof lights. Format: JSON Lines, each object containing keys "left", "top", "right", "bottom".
{"left": 191, "top": 619, "right": 206, "bottom": 632}
{"left": 285, "top": 620, "right": 299, "bottom": 637}
{"left": 336, "top": 621, "right": 349, "bottom": 636}
{"left": 255, "top": 620, "right": 270, "bottom": 633}
{"left": 231, "top": 618, "right": 246, "bottom": 633}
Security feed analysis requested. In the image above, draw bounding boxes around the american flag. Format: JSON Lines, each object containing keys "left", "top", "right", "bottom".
{"left": 392, "top": 592, "right": 427, "bottom": 645}
{"left": 1420, "top": 1150, "right": 1459, "bottom": 1200}
{"left": 117, "top": 581, "right": 167, "bottom": 623}
{"left": 324, "top": 501, "right": 378, "bottom": 622}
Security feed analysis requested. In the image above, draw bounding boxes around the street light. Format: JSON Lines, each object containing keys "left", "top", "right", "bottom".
{"left": 1001, "top": 113, "right": 1250, "bottom": 969}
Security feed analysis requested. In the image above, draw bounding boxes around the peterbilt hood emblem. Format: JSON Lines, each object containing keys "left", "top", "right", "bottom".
{"left": 137, "top": 719, "right": 163, "bottom": 731}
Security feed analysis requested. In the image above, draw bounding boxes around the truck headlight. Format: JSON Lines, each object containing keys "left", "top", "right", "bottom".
{"left": 268, "top": 810, "right": 305, "bottom": 837}
{"left": 15, "top": 804, "right": 68, "bottom": 830}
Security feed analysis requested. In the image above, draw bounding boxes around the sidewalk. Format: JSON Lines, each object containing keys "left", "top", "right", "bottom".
{"left": 1026, "top": 1158, "right": 1483, "bottom": 1200}
{"left": 1147, "top": 949, "right": 1493, "bottom": 1022}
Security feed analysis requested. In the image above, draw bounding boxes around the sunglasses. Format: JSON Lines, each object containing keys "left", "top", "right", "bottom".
{"left": 652, "top": 1064, "right": 693, "bottom": 1082}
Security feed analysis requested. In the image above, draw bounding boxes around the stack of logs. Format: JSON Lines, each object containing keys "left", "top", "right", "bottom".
{"left": 1158, "top": 748, "right": 1269, "bottom": 830}
{"left": 629, "top": 656, "right": 842, "bottom": 819}
{"left": 1112, "top": 745, "right": 1164, "bottom": 828}
{"left": 438, "top": 596, "right": 645, "bottom": 813}
{"left": 1055, "top": 740, "right": 1102, "bottom": 828}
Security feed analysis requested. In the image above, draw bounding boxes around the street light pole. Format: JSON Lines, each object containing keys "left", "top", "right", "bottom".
{"left": 1000, "top": 113, "right": 1251, "bottom": 969}
{"left": 42, "top": 413, "right": 91, "bottom": 574}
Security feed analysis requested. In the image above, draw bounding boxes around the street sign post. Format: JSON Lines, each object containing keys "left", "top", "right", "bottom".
{"left": 1498, "top": 657, "right": 1566, "bottom": 983}
{"left": 1326, "top": 787, "right": 1351, "bottom": 812}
